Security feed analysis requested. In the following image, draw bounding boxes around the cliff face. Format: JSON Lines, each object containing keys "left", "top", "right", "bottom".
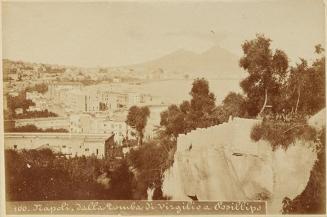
{"left": 162, "top": 118, "right": 317, "bottom": 214}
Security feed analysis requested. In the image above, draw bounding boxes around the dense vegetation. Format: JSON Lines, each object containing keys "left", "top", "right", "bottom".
{"left": 127, "top": 137, "right": 175, "bottom": 200}
{"left": 250, "top": 118, "right": 317, "bottom": 150}
{"left": 160, "top": 78, "right": 221, "bottom": 139}
{"left": 238, "top": 35, "right": 325, "bottom": 214}
{"left": 13, "top": 110, "right": 58, "bottom": 119}
{"left": 6, "top": 90, "right": 58, "bottom": 120}
{"left": 7, "top": 124, "right": 68, "bottom": 133}
{"left": 6, "top": 91, "right": 35, "bottom": 116}
{"left": 238, "top": 35, "right": 325, "bottom": 117}
{"left": 5, "top": 149, "right": 135, "bottom": 201}
{"left": 25, "top": 83, "right": 48, "bottom": 94}
{"left": 126, "top": 106, "right": 150, "bottom": 145}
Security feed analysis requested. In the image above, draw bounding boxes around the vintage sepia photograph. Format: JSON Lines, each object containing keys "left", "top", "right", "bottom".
{"left": 1, "top": 0, "right": 326, "bottom": 215}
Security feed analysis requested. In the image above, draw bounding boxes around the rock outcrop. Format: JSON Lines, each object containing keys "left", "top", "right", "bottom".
{"left": 162, "top": 117, "right": 318, "bottom": 214}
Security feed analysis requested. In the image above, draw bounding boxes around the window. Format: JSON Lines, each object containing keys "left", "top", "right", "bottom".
{"left": 62, "top": 145, "right": 66, "bottom": 148}
{"left": 96, "top": 149, "right": 99, "bottom": 155}
{"left": 85, "top": 148, "right": 89, "bottom": 151}
{"left": 13, "top": 145, "right": 17, "bottom": 149}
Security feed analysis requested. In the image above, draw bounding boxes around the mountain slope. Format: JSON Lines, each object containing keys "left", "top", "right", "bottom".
{"left": 130, "top": 46, "right": 242, "bottom": 78}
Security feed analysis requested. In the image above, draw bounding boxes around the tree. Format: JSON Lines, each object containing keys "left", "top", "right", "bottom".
{"left": 108, "top": 160, "right": 135, "bottom": 199}
{"left": 25, "top": 83, "right": 48, "bottom": 94}
{"left": 127, "top": 140, "right": 172, "bottom": 199}
{"left": 8, "top": 124, "right": 69, "bottom": 133}
{"left": 221, "top": 92, "right": 246, "bottom": 118}
{"left": 315, "top": 44, "right": 325, "bottom": 54}
{"left": 160, "top": 104, "right": 187, "bottom": 140}
{"left": 239, "top": 34, "right": 288, "bottom": 116}
{"left": 126, "top": 106, "right": 150, "bottom": 145}
{"left": 160, "top": 78, "right": 219, "bottom": 139}
{"left": 286, "top": 45, "right": 325, "bottom": 115}
{"left": 288, "top": 59, "right": 309, "bottom": 113}
{"left": 308, "top": 45, "right": 325, "bottom": 114}
{"left": 7, "top": 91, "right": 35, "bottom": 114}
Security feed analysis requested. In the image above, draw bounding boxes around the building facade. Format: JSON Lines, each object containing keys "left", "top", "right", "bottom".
{"left": 14, "top": 117, "right": 70, "bottom": 130}
{"left": 4, "top": 133, "right": 108, "bottom": 158}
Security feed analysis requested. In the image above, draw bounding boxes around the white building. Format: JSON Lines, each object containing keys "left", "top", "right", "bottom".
{"left": 48, "top": 82, "right": 83, "bottom": 102}
{"left": 85, "top": 91, "right": 100, "bottom": 113}
{"left": 61, "top": 89, "right": 86, "bottom": 113}
{"left": 69, "top": 114, "right": 92, "bottom": 133}
{"left": 127, "top": 92, "right": 142, "bottom": 107}
{"left": 4, "top": 133, "right": 107, "bottom": 158}
{"left": 15, "top": 117, "right": 70, "bottom": 131}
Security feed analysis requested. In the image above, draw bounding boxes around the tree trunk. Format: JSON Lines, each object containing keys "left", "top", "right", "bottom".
{"left": 295, "top": 87, "right": 301, "bottom": 113}
{"left": 259, "top": 88, "right": 268, "bottom": 115}
{"left": 138, "top": 131, "right": 143, "bottom": 146}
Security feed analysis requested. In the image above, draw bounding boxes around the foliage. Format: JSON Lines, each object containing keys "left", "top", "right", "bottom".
{"left": 6, "top": 90, "right": 58, "bottom": 119}
{"left": 99, "top": 102, "right": 108, "bottom": 111}
{"left": 160, "top": 104, "right": 189, "bottom": 138}
{"left": 14, "top": 110, "right": 58, "bottom": 119}
{"left": 5, "top": 149, "right": 135, "bottom": 201}
{"left": 105, "top": 160, "right": 135, "bottom": 199}
{"left": 7, "top": 124, "right": 68, "bottom": 133}
{"left": 286, "top": 54, "right": 325, "bottom": 115}
{"left": 160, "top": 78, "right": 220, "bottom": 139}
{"left": 251, "top": 118, "right": 317, "bottom": 150}
{"left": 7, "top": 92, "right": 35, "bottom": 115}
{"left": 239, "top": 34, "right": 288, "bottom": 116}
{"left": 214, "top": 92, "right": 247, "bottom": 122}
{"left": 126, "top": 106, "right": 150, "bottom": 145}
{"left": 127, "top": 139, "right": 175, "bottom": 200}
{"left": 80, "top": 79, "right": 99, "bottom": 86}
{"left": 188, "top": 78, "right": 218, "bottom": 128}
{"left": 25, "top": 83, "right": 48, "bottom": 94}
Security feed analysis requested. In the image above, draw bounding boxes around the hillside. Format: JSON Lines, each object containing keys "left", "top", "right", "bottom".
{"left": 128, "top": 46, "right": 242, "bottom": 79}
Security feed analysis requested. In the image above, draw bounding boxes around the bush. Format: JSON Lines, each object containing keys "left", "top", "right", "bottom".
{"left": 7, "top": 124, "right": 68, "bottom": 133}
{"left": 250, "top": 119, "right": 317, "bottom": 150}
{"left": 127, "top": 139, "right": 175, "bottom": 200}
{"left": 5, "top": 149, "right": 134, "bottom": 201}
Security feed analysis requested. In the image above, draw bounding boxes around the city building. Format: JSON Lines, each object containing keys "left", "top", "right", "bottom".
{"left": 69, "top": 114, "right": 92, "bottom": 133}
{"left": 15, "top": 117, "right": 70, "bottom": 131}
{"left": 85, "top": 91, "right": 100, "bottom": 112}
{"left": 4, "top": 133, "right": 108, "bottom": 158}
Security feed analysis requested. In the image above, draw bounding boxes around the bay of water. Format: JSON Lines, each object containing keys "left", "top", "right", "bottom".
{"left": 138, "top": 79, "right": 242, "bottom": 105}
{"left": 87, "top": 78, "right": 242, "bottom": 106}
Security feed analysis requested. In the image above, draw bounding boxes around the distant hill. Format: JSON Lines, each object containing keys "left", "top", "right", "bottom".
{"left": 128, "top": 46, "right": 242, "bottom": 79}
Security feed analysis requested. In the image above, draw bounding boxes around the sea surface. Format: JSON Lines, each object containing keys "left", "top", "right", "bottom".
{"left": 85, "top": 78, "right": 242, "bottom": 106}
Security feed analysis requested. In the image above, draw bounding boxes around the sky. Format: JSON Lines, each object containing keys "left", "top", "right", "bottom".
{"left": 2, "top": 0, "right": 325, "bottom": 67}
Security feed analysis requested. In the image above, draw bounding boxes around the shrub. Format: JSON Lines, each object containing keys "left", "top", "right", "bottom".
{"left": 250, "top": 119, "right": 317, "bottom": 150}
{"left": 5, "top": 149, "right": 134, "bottom": 201}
